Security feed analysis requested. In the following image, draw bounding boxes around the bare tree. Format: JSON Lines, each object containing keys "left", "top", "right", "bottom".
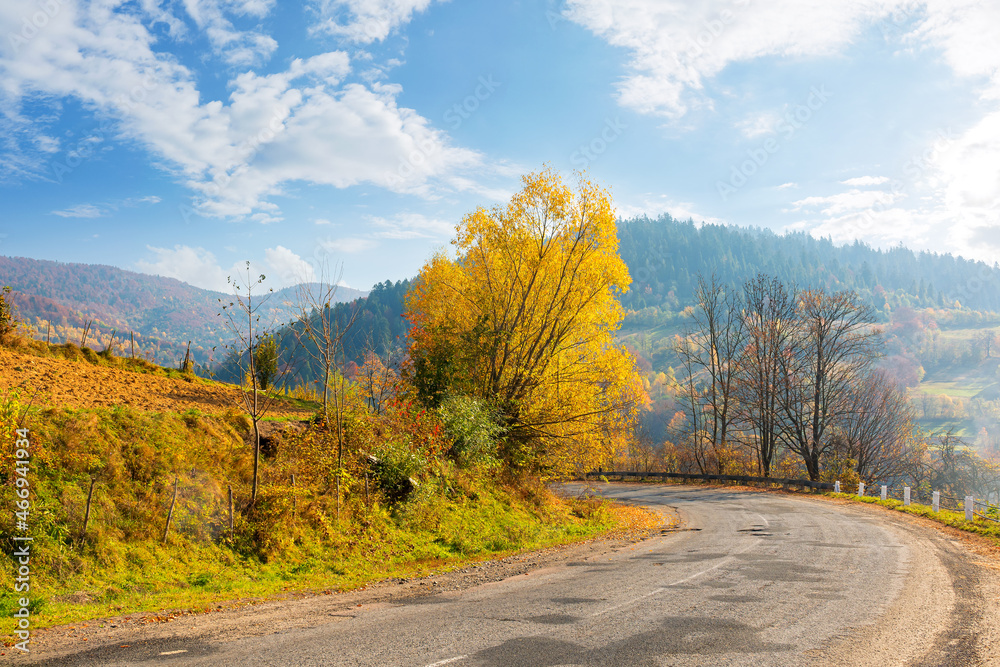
{"left": 358, "top": 334, "right": 402, "bottom": 416}
{"left": 218, "top": 262, "right": 285, "bottom": 507}
{"left": 778, "top": 289, "right": 881, "bottom": 481}
{"left": 734, "top": 274, "right": 797, "bottom": 477}
{"left": 973, "top": 329, "right": 998, "bottom": 359}
{"left": 294, "top": 261, "right": 359, "bottom": 520}
{"left": 675, "top": 335, "right": 709, "bottom": 474}
{"left": 838, "top": 370, "right": 919, "bottom": 483}
{"left": 678, "top": 276, "right": 746, "bottom": 473}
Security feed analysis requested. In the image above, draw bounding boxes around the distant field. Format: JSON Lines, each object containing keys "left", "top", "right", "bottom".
{"left": 935, "top": 326, "right": 999, "bottom": 341}
{"left": 914, "top": 417, "right": 974, "bottom": 437}
{"left": 917, "top": 380, "right": 990, "bottom": 398}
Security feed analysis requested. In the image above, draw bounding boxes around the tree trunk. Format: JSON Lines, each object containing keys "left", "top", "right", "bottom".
{"left": 251, "top": 418, "right": 260, "bottom": 506}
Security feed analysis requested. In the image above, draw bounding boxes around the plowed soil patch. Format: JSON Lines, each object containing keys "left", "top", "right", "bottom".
{"left": 0, "top": 348, "right": 312, "bottom": 417}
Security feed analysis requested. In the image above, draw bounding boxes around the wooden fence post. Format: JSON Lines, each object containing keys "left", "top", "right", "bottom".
{"left": 904, "top": 486, "right": 911, "bottom": 506}
{"left": 162, "top": 477, "right": 178, "bottom": 544}
{"left": 228, "top": 484, "right": 234, "bottom": 540}
{"left": 965, "top": 496, "right": 974, "bottom": 521}
{"left": 881, "top": 485, "right": 887, "bottom": 501}
{"left": 933, "top": 491, "right": 940, "bottom": 513}
{"left": 82, "top": 477, "right": 96, "bottom": 537}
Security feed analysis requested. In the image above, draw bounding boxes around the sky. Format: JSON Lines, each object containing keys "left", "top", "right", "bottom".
{"left": 1, "top": 0, "right": 999, "bottom": 294}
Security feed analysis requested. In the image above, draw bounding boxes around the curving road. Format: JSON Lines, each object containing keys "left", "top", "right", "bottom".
{"left": 32, "top": 483, "right": 1000, "bottom": 666}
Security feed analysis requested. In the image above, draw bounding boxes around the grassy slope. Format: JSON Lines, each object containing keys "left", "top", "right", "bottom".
{"left": 829, "top": 492, "right": 1000, "bottom": 541}
{"left": 0, "top": 347, "right": 654, "bottom": 639}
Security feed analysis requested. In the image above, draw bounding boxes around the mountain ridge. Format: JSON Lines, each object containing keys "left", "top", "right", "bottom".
{"left": 0, "top": 255, "right": 367, "bottom": 367}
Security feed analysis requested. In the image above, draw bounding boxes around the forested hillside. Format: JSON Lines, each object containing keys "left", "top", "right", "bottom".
{"left": 0, "top": 256, "right": 365, "bottom": 367}
{"left": 619, "top": 215, "right": 1000, "bottom": 316}
{"left": 213, "top": 279, "right": 411, "bottom": 387}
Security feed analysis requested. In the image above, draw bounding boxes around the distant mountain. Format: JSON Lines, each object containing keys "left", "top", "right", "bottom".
{"left": 213, "top": 279, "right": 412, "bottom": 387}
{"left": 618, "top": 215, "right": 1000, "bottom": 316}
{"left": 0, "top": 256, "right": 366, "bottom": 368}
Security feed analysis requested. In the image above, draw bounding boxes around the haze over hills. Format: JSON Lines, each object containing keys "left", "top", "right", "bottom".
{"left": 0, "top": 256, "right": 367, "bottom": 367}
{"left": 9, "top": 215, "right": 1000, "bottom": 443}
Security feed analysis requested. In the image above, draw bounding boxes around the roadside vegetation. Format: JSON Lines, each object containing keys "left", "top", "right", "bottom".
{"left": 614, "top": 274, "right": 1000, "bottom": 510}
{"left": 830, "top": 491, "right": 1000, "bottom": 541}
{"left": 0, "top": 169, "right": 647, "bottom": 639}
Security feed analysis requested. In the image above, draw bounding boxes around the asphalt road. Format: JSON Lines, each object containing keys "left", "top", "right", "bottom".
{"left": 33, "top": 483, "right": 999, "bottom": 666}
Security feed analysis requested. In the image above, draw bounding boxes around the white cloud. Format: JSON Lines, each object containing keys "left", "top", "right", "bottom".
{"left": 776, "top": 182, "right": 798, "bottom": 190}
{"left": 0, "top": 2, "right": 484, "bottom": 220}
{"left": 264, "top": 245, "right": 316, "bottom": 285}
{"left": 841, "top": 176, "right": 891, "bottom": 187}
{"left": 736, "top": 111, "right": 780, "bottom": 139}
{"left": 563, "top": 1, "right": 1000, "bottom": 121}
{"left": 314, "top": 218, "right": 332, "bottom": 225}
{"left": 368, "top": 212, "right": 453, "bottom": 239}
{"left": 181, "top": 0, "right": 278, "bottom": 66}
{"left": 787, "top": 207, "right": 933, "bottom": 248}
{"left": 319, "top": 237, "right": 377, "bottom": 254}
{"left": 49, "top": 196, "right": 160, "bottom": 218}
{"left": 791, "top": 189, "right": 903, "bottom": 217}
{"left": 617, "top": 195, "right": 726, "bottom": 225}
{"left": 311, "top": 0, "right": 438, "bottom": 44}
{"left": 52, "top": 203, "right": 103, "bottom": 218}
{"left": 135, "top": 245, "right": 231, "bottom": 291}
{"left": 134, "top": 245, "right": 306, "bottom": 292}
{"left": 565, "top": 0, "right": 899, "bottom": 119}
{"left": 561, "top": 0, "right": 1000, "bottom": 265}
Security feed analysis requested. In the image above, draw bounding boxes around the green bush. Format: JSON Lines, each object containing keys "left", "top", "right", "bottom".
{"left": 437, "top": 394, "right": 502, "bottom": 468}
{"left": 369, "top": 443, "right": 424, "bottom": 504}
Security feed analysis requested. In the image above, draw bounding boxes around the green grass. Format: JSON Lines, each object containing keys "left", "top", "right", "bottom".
{"left": 913, "top": 417, "right": 975, "bottom": 437}
{"left": 0, "top": 490, "right": 628, "bottom": 638}
{"left": 0, "top": 398, "right": 637, "bottom": 640}
{"left": 916, "top": 381, "right": 988, "bottom": 398}
{"left": 828, "top": 492, "right": 1000, "bottom": 541}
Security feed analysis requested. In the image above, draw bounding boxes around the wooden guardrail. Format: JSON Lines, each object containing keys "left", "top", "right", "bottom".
{"left": 583, "top": 470, "right": 835, "bottom": 490}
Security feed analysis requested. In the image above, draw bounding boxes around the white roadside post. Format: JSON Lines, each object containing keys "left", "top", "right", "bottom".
{"left": 834, "top": 481, "right": 841, "bottom": 493}
{"left": 904, "top": 486, "right": 911, "bottom": 506}
{"left": 965, "top": 496, "right": 974, "bottom": 521}
{"left": 933, "top": 491, "right": 940, "bottom": 513}
{"left": 858, "top": 482, "right": 865, "bottom": 496}
{"left": 881, "top": 485, "right": 887, "bottom": 501}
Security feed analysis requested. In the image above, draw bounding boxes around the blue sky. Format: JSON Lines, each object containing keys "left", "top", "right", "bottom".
{"left": 2, "top": 0, "right": 999, "bottom": 293}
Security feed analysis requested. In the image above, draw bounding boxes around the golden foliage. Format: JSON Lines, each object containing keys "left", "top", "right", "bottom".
{"left": 405, "top": 169, "right": 640, "bottom": 477}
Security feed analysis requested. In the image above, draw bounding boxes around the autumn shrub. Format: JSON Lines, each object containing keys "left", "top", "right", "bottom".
{"left": 0, "top": 385, "right": 628, "bottom": 638}
{"left": 773, "top": 454, "right": 808, "bottom": 480}
{"left": 436, "top": 393, "right": 502, "bottom": 468}
{"left": 820, "top": 453, "right": 861, "bottom": 488}
{"left": 0, "top": 286, "right": 18, "bottom": 338}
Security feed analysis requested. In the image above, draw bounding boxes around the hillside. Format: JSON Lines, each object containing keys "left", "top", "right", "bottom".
{"left": 0, "top": 339, "right": 314, "bottom": 418}
{"left": 213, "top": 279, "right": 412, "bottom": 387}
{"left": 618, "top": 215, "right": 1000, "bottom": 316}
{"left": 0, "top": 256, "right": 366, "bottom": 369}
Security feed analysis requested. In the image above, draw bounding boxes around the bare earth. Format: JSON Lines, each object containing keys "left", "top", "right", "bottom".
{"left": 0, "top": 347, "right": 312, "bottom": 417}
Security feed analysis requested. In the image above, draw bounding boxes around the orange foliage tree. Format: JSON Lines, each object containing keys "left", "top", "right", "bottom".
{"left": 404, "top": 169, "right": 641, "bottom": 477}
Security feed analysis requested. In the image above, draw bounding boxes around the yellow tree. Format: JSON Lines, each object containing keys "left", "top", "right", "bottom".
{"left": 405, "top": 169, "right": 640, "bottom": 476}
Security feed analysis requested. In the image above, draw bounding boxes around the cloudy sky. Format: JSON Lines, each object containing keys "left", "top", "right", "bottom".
{"left": 2, "top": 0, "right": 999, "bottom": 292}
